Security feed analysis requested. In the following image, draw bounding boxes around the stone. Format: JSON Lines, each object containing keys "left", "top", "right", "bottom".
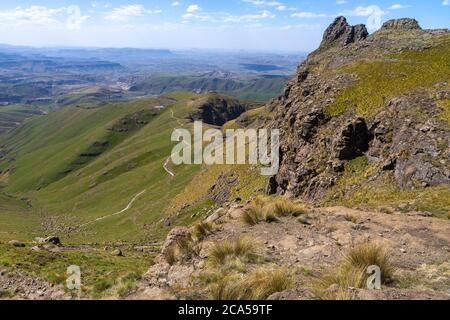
{"left": 9, "top": 240, "right": 25, "bottom": 247}
{"left": 382, "top": 18, "right": 421, "bottom": 30}
{"left": 321, "top": 16, "right": 368, "bottom": 47}
{"left": 112, "top": 249, "right": 123, "bottom": 257}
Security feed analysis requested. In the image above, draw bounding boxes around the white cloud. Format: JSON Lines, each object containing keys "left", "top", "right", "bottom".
{"left": 92, "top": 2, "right": 111, "bottom": 9}
{"left": 291, "top": 12, "right": 328, "bottom": 18}
{"left": 342, "top": 5, "right": 386, "bottom": 17}
{"left": 243, "top": 0, "right": 282, "bottom": 7}
{"left": 172, "top": 1, "right": 181, "bottom": 7}
{"left": 388, "top": 4, "right": 409, "bottom": 10}
{"left": 183, "top": 8, "right": 276, "bottom": 23}
{"left": 186, "top": 4, "right": 201, "bottom": 13}
{"left": 0, "top": 6, "right": 66, "bottom": 26}
{"left": 336, "top": 0, "right": 348, "bottom": 4}
{"left": 104, "top": 5, "right": 161, "bottom": 22}
{"left": 443, "top": 0, "right": 449, "bottom": 6}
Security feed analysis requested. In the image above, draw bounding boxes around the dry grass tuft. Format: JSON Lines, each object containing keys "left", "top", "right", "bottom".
{"left": 208, "top": 238, "right": 259, "bottom": 267}
{"left": 273, "top": 199, "right": 309, "bottom": 217}
{"left": 210, "top": 267, "right": 292, "bottom": 300}
{"left": 309, "top": 242, "right": 395, "bottom": 300}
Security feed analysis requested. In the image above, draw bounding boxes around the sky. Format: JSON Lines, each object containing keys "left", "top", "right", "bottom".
{"left": 0, "top": 0, "right": 448, "bottom": 52}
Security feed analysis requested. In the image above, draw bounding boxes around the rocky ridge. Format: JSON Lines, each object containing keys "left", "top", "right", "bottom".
{"left": 263, "top": 17, "right": 450, "bottom": 212}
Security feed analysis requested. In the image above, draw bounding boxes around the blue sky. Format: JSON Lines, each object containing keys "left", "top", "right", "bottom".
{"left": 0, "top": 1, "right": 448, "bottom": 52}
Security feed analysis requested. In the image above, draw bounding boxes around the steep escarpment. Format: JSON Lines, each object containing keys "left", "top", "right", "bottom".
{"left": 189, "top": 93, "right": 259, "bottom": 126}
{"left": 265, "top": 17, "right": 450, "bottom": 217}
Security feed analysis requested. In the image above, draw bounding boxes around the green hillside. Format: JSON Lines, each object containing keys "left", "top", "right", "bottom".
{"left": 129, "top": 75, "right": 288, "bottom": 102}
{"left": 0, "top": 104, "right": 44, "bottom": 134}
{"left": 0, "top": 93, "right": 207, "bottom": 243}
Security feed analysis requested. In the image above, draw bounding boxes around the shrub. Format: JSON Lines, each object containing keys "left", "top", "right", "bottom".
{"left": 193, "top": 221, "right": 214, "bottom": 240}
{"left": 263, "top": 211, "right": 279, "bottom": 223}
{"left": 273, "top": 199, "right": 308, "bottom": 217}
{"left": 343, "top": 243, "right": 394, "bottom": 283}
{"left": 164, "top": 246, "right": 177, "bottom": 265}
{"left": 208, "top": 238, "right": 258, "bottom": 267}
{"left": 209, "top": 268, "right": 293, "bottom": 300}
{"left": 241, "top": 204, "right": 264, "bottom": 226}
{"left": 309, "top": 243, "right": 395, "bottom": 300}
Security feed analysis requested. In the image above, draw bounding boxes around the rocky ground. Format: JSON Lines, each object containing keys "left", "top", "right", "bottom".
{"left": 131, "top": 202, "right": 450, "bottom": 300}
{"left": 0, "top": 268, "right": 68, "bottom": 300}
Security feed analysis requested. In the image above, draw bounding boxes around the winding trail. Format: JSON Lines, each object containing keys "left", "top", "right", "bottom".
{"left": 163, "top": 108, "right": 188, "bottom": 177}
{"left": 80, "top": 190, "right": 146, "bottom": 227}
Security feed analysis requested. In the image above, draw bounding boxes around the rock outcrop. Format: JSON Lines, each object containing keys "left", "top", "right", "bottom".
{"left": 263, "top": 17, "right": 450, "bottom": 210}
{"left": 382, "top": 18, "right": 421, "bottom": 30}
{"left": 321, "top": 16, "right": 368, "bottom": 47}
{"left": 189, "top": 93, "right": 257, "bottom": 126}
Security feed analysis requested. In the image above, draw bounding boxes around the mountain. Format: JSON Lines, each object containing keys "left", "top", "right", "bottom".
{"left": 129, "top": 75, "right": 289, "bottom": 102}
{"left": 130, "top": 17, "right": 450, "bottom": 300}
{"left": 262, "top": 17, "right": 450, "bottom": 218}
{"left": 0, "top": 17, "right": 449, "bottom": 300}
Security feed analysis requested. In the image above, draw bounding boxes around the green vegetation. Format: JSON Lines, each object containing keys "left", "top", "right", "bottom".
{"left": 241, "top": 196, "right": 310, "bottom": 226}
{"left": 130, "top": 75, "right": 288, "bottom": 102}
{"left": 327, "top": 38, "right": 450, "bottom": 117}
{"left": 0, "top": 243, "right": 151, "bottom": 298}
{"left": 323, "top": 156, "right": 450, "bottom": 218}
{"left": 438, "top": 98, "right": 450, "bottom": 124}
{"left": 0, "top": 92, "right": 204, "bottom": 244}
{"left": 0, "top": 104, "right": 44, "bottom": 134}
{"left": 208, "top": 238, "right": 260, "bottom": 267}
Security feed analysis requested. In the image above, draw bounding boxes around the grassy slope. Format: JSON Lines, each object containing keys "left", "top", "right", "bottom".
{"left": 0, "top": 92, "right": 203, "bottom": 243}
{"left": 0, "top": 104, "right": 43, "bottom": 134}
{"left": 327, "top": 35, "right": 450, "bottom": 117}
{"left": 130, "top": 75, "right": 288, "bottom": 102}
{"left": 321, "top": 33, "right": 450, "bottom": 217}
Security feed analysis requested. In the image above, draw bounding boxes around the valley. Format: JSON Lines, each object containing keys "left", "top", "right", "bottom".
{"left": 0, "top": 16, "right": 449, "bottom": 301}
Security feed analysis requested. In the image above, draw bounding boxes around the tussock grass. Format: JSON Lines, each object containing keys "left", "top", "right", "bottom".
{"left": 208, "top": 238, "right": 259, "bottom": 267}
{"left": 273, "top": 199, "right": 309, "bottom": 217}
{"left": 309, "top": 243, "right": 395, "bottom": 300}
{"left": 242, "top": 196, "right": 309, "bottom": 226}
{"left": 164, "top": 246, "right": 177, "bottom": 265}
{"left": 192, "top": 221, "right": 214, "bottom": 240}
{"left": 241, "top": 204, "right": 264, "bottom": 226}
{"left": 210, "top": 267, "right": 292, "bottom": 300}
{"left": 344, "top": 243, "right": 394, "bottom": 283}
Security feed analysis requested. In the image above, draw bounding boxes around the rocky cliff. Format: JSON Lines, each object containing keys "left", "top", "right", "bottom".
{"left": 264, "top": 17, "right": 450, "bottom": 217}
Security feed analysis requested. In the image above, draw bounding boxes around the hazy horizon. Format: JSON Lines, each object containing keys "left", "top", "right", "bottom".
{"left": 0, "top": 1, "right": 449, "bottom": 52}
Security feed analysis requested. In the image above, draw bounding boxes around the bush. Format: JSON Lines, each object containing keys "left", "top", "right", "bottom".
{"left": 344, "top": 243, "right": 394, "bottom": 283}
{"left": 209, "top": 268, "right": 292, "bottom": 300}
{"left": 273, "top": 199, "right": 308, "bottom": 217}
{"left": 193, "top": 221, "right": 214, "bottom": 240}
{"left": 309, "top": 243, "right": 395, "bottom": 300}
{"left": 241, "top": 204, "right": 264, "bottom": 226}
{"left": 208, "top": 238, "right": 258, "bottom": 267}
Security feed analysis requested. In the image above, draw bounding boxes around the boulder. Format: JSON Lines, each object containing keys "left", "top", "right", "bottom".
{"left": 321, "top": 16, "right": 368, "bottom": 47}
{"left": 9, "top": 240, "right": 25, "bottom": 247}
{"left": 112, "top": 249, "right": 123, "bottom": 257}
{"left": 382, "top": 18, "right": 421, "bottom": 30}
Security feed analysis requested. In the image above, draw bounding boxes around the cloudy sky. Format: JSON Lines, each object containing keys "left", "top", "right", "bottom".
{"left": 0, "top": 0, "right": 449, "bottom": 52}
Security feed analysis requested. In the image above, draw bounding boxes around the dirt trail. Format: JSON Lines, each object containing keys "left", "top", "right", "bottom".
{"left": 80, "top": 190, "right": 146, "bottom": 227}
{"left": 163, "top": 108, "right": 188, "bottom": 177}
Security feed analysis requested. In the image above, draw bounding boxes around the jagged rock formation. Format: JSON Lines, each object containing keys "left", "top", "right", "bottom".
{"left": 321, "top": 16, "right": 368, "bottom": 47}
{"left": 189, "top": 93, "right": 258, "bottom": 126}
{"left": 382, "top": 18, "right": 421, "bottom": 30}
{"left": 264, "top": 18, "right": 450, "bottom": 213}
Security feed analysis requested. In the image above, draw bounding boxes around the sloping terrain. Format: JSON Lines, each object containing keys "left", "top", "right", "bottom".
{"left": 129, "top": 75, "right": 288, "bottom": 102}
{"left": 259, "top": 17, "right": 450, "bottom": 218}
